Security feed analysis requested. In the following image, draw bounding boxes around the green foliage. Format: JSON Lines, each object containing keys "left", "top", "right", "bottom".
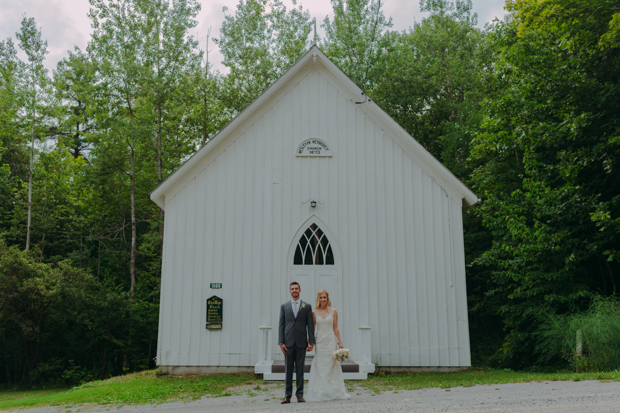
{"left": 536, "top": 297, "right": 620, "bottom": 372}
{"left": 469, "top": 0, "right": 620, "bottom": 367}
{"left": 0, "top": 164, "right": 18, "bottom": 231}
{"left": 509, "top": 0, "right": 620, "bottom": 52}
{"left": 185, "top": 64, "right": 232, "bottom": 146}
{"left": 321, "top": 0, "right": 393, "bottom": 91}
{"left": 0, "top": 0, "right": 222, "bottom": 388}
{"left": 600, "top": 11, "right": 620, "bottom": 49}
{"left": 9, "top": 145, "right": 89, "bottom": 260}
{"left": 53, "top": 49, "right": 96, "bottom": 159}
{"left": 0, "top": 241, "right": 134, "bottom": 386}
{"left": 0, "top": 39, "right": 23, "bottom": 156}
{"left": 371, "top": 0, "right": 490, "bottom": 178}
{"left": 215, "top": 0, "right": 312, "bottom": 110}
{"left": 0, "top": 39, "right": 29, "bottom": 234}
{"left": 29, "top": 359, "right": 93, "bottom": 387}
{"left": 358, "top": 1, "right": 498, "bottom": 365}
{"left": 15, "top": 15, "right": 55, "bottom": 144}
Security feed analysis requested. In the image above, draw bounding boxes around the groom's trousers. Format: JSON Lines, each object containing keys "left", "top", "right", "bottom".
{"left": 284, "top": 344, "right": 306, "bottom": 398}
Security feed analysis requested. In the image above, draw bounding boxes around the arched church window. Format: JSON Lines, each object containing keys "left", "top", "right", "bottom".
{"left": 293, "top": 224, "right": 335, "bottom": 265}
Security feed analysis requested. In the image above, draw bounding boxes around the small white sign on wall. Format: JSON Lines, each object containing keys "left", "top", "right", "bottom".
{"left": 296, "top": 139, "right": 332, "bottom": 157}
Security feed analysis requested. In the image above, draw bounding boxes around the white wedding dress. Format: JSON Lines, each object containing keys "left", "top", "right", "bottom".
{"left": 305, "top": 309, "right": 351, "bottom": 402}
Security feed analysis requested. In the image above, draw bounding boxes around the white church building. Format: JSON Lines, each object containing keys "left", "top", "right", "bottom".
{"left": 150, "top": 45, "right": 478, "bottom": 379}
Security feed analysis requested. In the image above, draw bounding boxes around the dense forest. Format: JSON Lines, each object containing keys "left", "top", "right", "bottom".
{"left": 1, "top": 0, "right": 619, "bottom": 386}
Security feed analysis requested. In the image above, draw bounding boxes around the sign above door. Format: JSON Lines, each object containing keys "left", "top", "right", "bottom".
{"left": 296, "top": 139, "right": 332, "bottom": 157}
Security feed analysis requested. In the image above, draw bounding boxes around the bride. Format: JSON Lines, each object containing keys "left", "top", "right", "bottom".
{"left": 305, "top": 289, "right": 351, "bottom": 402}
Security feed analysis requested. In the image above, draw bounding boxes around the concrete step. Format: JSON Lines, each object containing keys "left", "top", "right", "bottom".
{"left": 271, "top": 359, "right": 359, "bottom": 373}
{"left": 263, "top": 371, "right": 367, "bottom": 380}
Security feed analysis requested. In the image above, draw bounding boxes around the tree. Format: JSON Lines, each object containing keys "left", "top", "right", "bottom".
{"left": 365, "top": 0, "right": 498, "bottom": 365}
{"left": 0, "top": 39, "right": 25, "bottom": 234}
{"left": 87, "top": 0, "right": 156, "bottom": 298}
{"left": 15, "top": 16, "right": 53, "bottom": 251}
{"left": 215, "top": 0, "right": 312, "bottom": 110}
{"left": 469, "top": 0, "right": 620, "bottom": 367}
{"left": 0, "top": 38, "right": 22, "bottom": 158}
{"left": 139, "top": 0, "right": 201, "bottom": 187}
{"left": 371, "top": 0, "right": 491, "bottom": 178}
{"left": 321, "top": 0, "right": 393, "bottom": 91}
{"left": 53, "top": 49, "right": 96, "bottom": 159}
{"left": 186, "top": 35, "right": 232, "bottom": 146}
{"left": 86, "top": 0, "right": 206, "bottom": 299}
{"left": 0, "top": 240, "right": 133, "bottom": 385}
{"left": 10, "top": 145, "right": 89, "bottom": 263}
{"left": 3, "top": 0, "right": 231, "bottom": 382}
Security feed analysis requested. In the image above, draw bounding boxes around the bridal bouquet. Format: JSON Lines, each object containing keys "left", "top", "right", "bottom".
{"left": 333, "top": 348, "right": 350, "bottom": 362}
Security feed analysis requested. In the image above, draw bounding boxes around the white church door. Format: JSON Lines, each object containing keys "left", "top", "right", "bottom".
{"left": 289, "top": 219, "right": 341, "bottom": 305}
{"left": 288, "top": 218, "right": 342, "bottom": 360}
{"left": 291, "top": 268, "right": 340, "bottom": 306}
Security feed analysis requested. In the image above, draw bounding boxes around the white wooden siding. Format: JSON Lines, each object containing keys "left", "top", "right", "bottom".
{"left": 157, "top": 63, "right": 471, "bottom": 368}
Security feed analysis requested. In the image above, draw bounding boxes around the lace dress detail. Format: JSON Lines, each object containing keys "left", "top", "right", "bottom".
{"left": 305, "top": 309, "right": 351, "bottom": 402}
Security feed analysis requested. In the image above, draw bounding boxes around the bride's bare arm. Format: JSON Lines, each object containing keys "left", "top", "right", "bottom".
{"left": 313, "top": 311, "right": 316, "bottom": 332}
{"left": 332, "top": 309, "right": 343, "bottom": 349}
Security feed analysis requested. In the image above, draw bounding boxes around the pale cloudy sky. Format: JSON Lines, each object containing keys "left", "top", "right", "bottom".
{"left": 1, "top": 0, "right": 507, "bottom": 74}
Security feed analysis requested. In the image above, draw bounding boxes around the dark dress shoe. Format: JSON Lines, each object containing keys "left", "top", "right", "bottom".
{"left": 281, "top": 397, "right": 291, "bottom": 404}
{"left": 297, "top": 396, "right": 306, "bottom": 402}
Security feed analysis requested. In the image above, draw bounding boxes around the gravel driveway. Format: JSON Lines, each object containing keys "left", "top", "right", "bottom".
{"left": 22, "top": 380, "right": 620, "bottom": 413}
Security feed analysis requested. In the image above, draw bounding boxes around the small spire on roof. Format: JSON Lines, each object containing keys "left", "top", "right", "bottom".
{"left": 313, "top": 17, "right": 319, "bottom": 45}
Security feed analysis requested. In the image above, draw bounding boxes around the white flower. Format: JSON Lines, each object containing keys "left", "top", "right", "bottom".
{"left": 332, "top": 348, "right": 350, "bottom": 362}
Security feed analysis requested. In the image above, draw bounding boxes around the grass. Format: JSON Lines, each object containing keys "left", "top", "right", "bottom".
{"left": 0, "top": 370, "right": 263, "bottom": 411}
{"left": 2, "top": 368, "right": 620, "bottom": 410}
{"left": 359, "top": 368, "right": 620, "bottom": 394}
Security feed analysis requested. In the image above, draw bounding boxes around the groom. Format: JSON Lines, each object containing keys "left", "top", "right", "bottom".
{"left": 278, "top": 281, "right": 315, "bottom": 404}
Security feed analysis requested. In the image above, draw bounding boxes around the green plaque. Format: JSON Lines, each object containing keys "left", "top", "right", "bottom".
{"left": 206, "top": 296, "right": 223, "bottom": 330}
{"left": 210, "top": 283, "right": 222, "bottom": 289}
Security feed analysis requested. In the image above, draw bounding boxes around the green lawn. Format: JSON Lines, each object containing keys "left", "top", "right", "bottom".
{"left": 2, "top": 368, "right": 619, "bottom": 411}
{"left": 0, "top": 370, "right": 263, "bottom": 411}
{"left": 360, "top": 369, "right": 620, "bottom": 393}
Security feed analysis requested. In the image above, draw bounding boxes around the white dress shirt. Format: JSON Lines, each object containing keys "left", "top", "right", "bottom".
{"left": 291, "top": 298, "right": 301, "bottom": 318}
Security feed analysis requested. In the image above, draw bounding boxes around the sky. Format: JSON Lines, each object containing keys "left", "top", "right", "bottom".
{"left": 1, "top": 0, "right": 507, "bottom": 74}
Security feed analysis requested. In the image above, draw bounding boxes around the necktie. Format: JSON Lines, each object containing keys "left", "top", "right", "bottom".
{"left": 293, "top": 301, "right": 298, "bottom": 317}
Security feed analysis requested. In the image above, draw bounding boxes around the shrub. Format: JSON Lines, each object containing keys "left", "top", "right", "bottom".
{"left": 0, "top": 241, "right": 133, "bottom": 386}
{"left": 29, "top": 358, "right": 93, "bottom": 386}
{"left": 536, "top": 297, "right": 620, "bottom": 372}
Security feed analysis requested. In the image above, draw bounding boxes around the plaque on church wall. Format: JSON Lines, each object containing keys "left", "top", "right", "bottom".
{"left": 296, "top": 139, "right": 332, "bottom": 157}
{"left": 206, "top": 296, "right": 223, "bottom": 330}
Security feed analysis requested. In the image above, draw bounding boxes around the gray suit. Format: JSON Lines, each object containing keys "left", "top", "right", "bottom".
{"left": 278, "top": 300, "right": 315, "bottom": 398}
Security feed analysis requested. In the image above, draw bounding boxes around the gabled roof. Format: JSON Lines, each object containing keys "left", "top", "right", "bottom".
{"left": 150, "top": 45, "right": 479, "bottom": 210}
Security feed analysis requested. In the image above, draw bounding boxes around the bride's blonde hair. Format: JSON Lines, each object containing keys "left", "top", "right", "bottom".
{"left": 315, "top": 289, "right": 332, "bottom": 310}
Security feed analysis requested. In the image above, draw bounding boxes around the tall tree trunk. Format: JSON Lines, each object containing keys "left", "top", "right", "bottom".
{"left": 157, "top": 106, "right": 162, "bottom": 186}
{"left": 129, "top": 139, "right": 136, "bottom": 299}
{"left": 97, "top": 240, "right": 101, "bottom": 282}
{"left": 26, "top": 103, "right": 35, "bottom": 250}
{"left": 127, "top": 94, "right": 137, "bottom": 299}
{"left": 201, "top": 36, "right": 211, "bottom": 146}
{"left": 157, "top": 106, "right": 165, "bottom": 241}
{"left": 202, "top": 92, "right": 209, "bottom": 146}
{"left": 156, "top": 28, "right": 165, "bottom": 238}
